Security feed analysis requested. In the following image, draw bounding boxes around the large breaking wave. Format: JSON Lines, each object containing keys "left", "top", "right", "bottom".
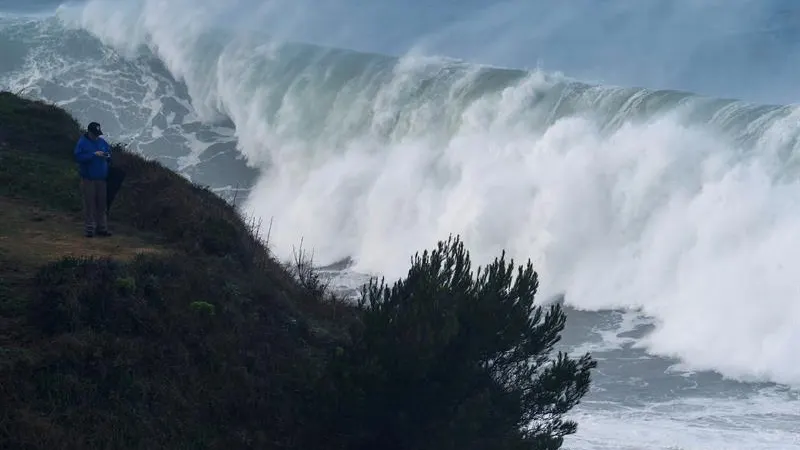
{"left": 3, "top": 0, "right": 800, "bottom": 390}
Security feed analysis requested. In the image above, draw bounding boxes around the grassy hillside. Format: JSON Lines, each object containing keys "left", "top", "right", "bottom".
{"left": 0, "top": 92, "right": 595, "bottom": 450}
{"left": 0, "top": 91, "right": 354, "bottom": 449}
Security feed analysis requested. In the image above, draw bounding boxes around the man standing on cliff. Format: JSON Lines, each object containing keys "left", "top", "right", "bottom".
{"left": 74, "top": 121, "right": 112, "bottom": 238}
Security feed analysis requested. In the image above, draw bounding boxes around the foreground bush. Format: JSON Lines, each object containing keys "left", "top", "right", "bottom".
{"left": 310, "top": 236, "right": 596, "bottom": 450}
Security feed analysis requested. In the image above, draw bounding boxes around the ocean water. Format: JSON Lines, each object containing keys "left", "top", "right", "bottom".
{"left": 2, "top": 0, "right": 800, "bottom": 448}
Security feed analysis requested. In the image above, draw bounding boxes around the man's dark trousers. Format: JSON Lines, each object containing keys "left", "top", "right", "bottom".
{"left": 81, "top": 178, "right": 108, "bottom": 236}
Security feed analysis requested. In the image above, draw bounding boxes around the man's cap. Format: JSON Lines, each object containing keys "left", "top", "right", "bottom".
{"left": 87, "top": 122, "right": 103, "bottom": 136}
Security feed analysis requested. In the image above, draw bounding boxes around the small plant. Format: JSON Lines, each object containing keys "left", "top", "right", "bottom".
{"left": 287, "top": 237, "right": 330, "bottom": 301}
{"left": 115, "top": 276, "right": 137, "bottom": 296}
{"left": 189, "top": 301, "right": 216, "bottom": 316}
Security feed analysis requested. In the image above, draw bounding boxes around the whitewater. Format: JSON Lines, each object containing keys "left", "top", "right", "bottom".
{"left": 2, "top": 0, "right": 799, "bottom": 448}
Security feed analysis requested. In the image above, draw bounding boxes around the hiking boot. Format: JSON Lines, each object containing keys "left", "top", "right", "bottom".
{"left": 96, "top": 230, "right": 112, "bottom": 237}
{"left": 85, "top": 231, "right": 94, "bottom": 238}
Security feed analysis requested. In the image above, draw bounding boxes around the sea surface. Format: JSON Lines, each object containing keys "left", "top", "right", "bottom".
{"left": 2, "top": 1, "right": 799, "bottom": 448}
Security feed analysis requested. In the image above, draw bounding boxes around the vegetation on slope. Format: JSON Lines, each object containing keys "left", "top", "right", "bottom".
{"left": 0, "top": 91, "right": 596, "bottom": 450}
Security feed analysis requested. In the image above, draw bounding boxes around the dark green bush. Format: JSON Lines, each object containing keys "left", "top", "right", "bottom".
{"left": 311, "top": 236, "right": 596, "bottom": 450}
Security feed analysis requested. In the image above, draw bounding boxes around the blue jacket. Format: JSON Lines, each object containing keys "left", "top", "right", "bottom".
{"left": 74, "top": 134, "right": 111, "bottom": 180}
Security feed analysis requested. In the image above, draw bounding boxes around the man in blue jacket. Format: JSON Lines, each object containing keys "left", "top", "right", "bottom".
{"left": 74, "top": 121, "right": 112, "bottom": 237}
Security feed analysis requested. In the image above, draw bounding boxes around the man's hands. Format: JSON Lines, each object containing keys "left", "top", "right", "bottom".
{"left": 94, "top": 151, "right": 107, "bottom": 157}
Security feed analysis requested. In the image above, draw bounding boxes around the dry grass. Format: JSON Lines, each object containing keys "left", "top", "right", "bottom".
{"left": 0, "top": 197, "right": 168, "bottom": 268}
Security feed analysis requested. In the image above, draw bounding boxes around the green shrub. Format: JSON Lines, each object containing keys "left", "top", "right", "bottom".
{"left": 311, "top": 236, "right": 596, "bottom": 450}
{"left": 114, "top": 276, "right": 137, "bottom": 295}
{"left": 189, "top": 301, "right": 216, "bottom": 316}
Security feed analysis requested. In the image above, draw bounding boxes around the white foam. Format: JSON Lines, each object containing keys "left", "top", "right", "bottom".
{"left": 234, "top": 86, "right": 800, "bottom": 389}
{"left": 565, "top": 390, "right": 800, "bottom": 450}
